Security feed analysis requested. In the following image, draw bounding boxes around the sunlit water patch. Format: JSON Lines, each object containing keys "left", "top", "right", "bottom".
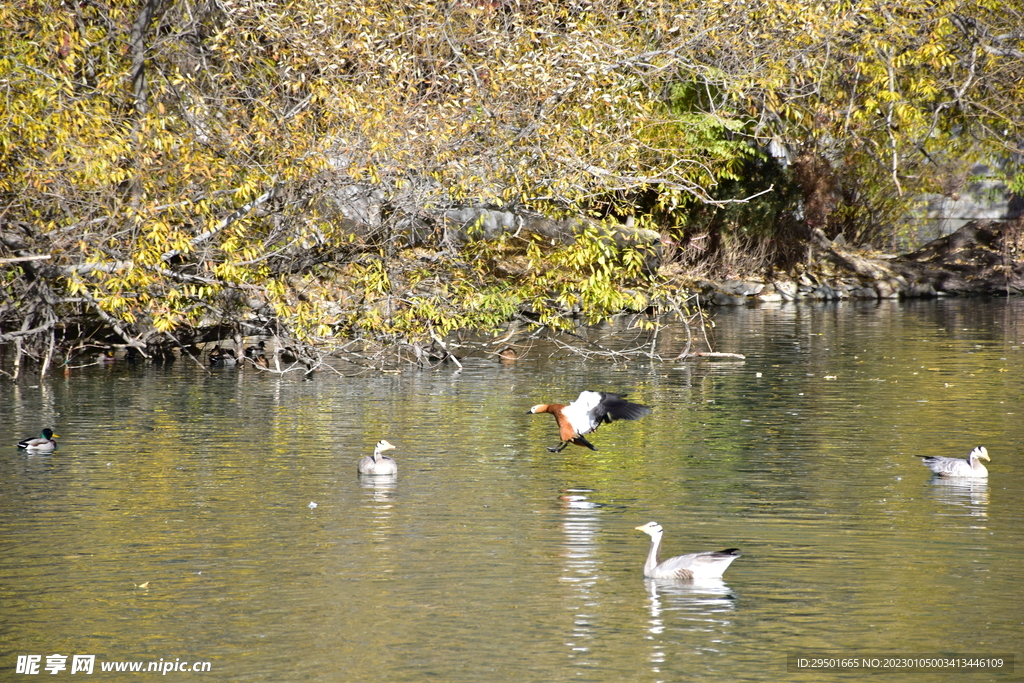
{"left": 2, "top": 297, "right": 1022, "bottom": 681}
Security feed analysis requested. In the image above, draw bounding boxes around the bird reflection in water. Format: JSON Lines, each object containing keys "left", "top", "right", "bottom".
{"left": 928, "top": 477, "right": 989, "bottom": 521}
{"left": 642, "top": 575, "right": 737, "bottom": 675}
{"left": 360, "top": 473, "right": 397, "bottom": 498}
{"left": 558, "top": 489, "right": 604, "bottom": 668}
{"left": 360, "top": 474, "right": 397, "bottom": 543}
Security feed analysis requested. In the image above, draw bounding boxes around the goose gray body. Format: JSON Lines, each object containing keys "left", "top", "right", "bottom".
{"left": 358, "top": 440, "right": 398, "bottom": 475}
{"left": 920, "top": 446, "right": 989, "bottom": 478}
{"left": 635, "top": 521, "right": 740, "bottom": 580}
{"left": 18, "top": 429, "right": 58, "bottom": 453}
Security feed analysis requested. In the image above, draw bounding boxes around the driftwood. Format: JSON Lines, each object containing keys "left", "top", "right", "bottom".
{"left": 685, "top": 351, "right": 746, "bottom": 359}
{"left": 0, "top": 255, "right": 51, "bottom": 264}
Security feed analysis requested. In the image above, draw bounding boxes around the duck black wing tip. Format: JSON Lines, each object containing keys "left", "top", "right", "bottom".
{"left": 609, "top": 401, "right": 652, "bottom": 421}
{"left": 574, "top": 435, "right": 597, "bottom": 451}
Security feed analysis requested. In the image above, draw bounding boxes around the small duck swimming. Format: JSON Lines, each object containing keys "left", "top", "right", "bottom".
{"left": 244, "top": 341, "right": 269, "bottom": 368}
{"left": 358, "top": 440, "right": 398, "bottom": 475}
{"left": 209, "top": 345, "right": 237, "bottom": 367}
{"left": 18, "top": 429, "right": 59, "bottom": 453}
{"left": 497, "top": 347, "right": 518, "bottom": 363}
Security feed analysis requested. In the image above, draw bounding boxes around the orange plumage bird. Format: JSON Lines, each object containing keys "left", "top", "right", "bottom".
{"left": 528, "top": 390, "right": 652, "bottom": 452}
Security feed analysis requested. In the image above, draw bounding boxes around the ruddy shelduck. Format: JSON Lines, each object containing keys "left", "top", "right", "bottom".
{"left": 358, "top": 439, "right": 398, "bottom": 475}
{"left": 635, "top": 521, "right": 740, "bottom": 580}
{"left": 919, "top": 446, "right": 990, "bottom": 478}
{"left": 528, "top": 390, "right": 651, "bottom": 452}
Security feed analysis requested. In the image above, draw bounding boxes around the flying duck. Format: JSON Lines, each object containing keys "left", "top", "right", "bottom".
{"left": 18, "top": 429, "right": 59, "bottom": 453}
{"left": 528, "top": 390, "right": 651, "bottom": 452}
{"left": 358, "top": 440, "right": 398, "bottom": 475}
{"left": 635, "top": 521, "right": 740, "bottom": 580}
{"left": 919, "top": 446, "right": 990, "bottom": 478}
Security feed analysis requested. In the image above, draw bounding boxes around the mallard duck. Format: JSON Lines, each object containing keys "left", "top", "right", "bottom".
{"left": 176, "top": 344, "right": 202, "bottom": 361}
{"left": 358, "top": 440, "right": 398, "bottom": 475}
{"left": 18, "top": 429, "right": 59, "bottom": 453}
{"left": 208, "top": 345, "right": 237, "bottom": 367}
{"left": 635, "top": 521, "right": 740, "bottom": 580}
{"left": 278, "top": 346, "right": 299, "bottom": 364}
{"left": 498, "top": 347, "right": 518, "bottom": 363}
{"left": 529, "top": 390, "right": 652, "bottom": 452}
{"left": 244, "top": 341, "right": 269, "bottom": 368}
{"left": 920, "top": 446, "right": 990, "bottom": 478}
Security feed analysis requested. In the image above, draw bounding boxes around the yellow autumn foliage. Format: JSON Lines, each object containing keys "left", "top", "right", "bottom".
{"left": 1, "top": 0, "right": 1021, "bottom": 372}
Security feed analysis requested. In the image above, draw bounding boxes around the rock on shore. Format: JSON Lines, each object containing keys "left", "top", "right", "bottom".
{"left": 695, "top": 220, "right": 1024, "bottom": 305}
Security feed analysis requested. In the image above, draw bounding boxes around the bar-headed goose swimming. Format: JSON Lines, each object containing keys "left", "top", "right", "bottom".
{"left": 358, "top": 439, "right": 398, "bottom": 475}
{"left": 635, "top": 521, "right": 740, "bottom": 580}
{"left": 919, "top": 446, "right": 989, "bottom": 478}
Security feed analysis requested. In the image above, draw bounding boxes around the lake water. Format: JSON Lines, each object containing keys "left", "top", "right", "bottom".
{"left": 2, "top": 298, "right": 1022, "bottom": 681}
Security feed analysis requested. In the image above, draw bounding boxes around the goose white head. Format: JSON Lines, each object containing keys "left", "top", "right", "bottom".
{"left": 971, "top": 446, "right": 990, "bottom": 462}
{"left": 359, "top": 440, "right": 398, "bottom": 475}
{"left": 635, "top": 521, "right": 664, "bottom": 537}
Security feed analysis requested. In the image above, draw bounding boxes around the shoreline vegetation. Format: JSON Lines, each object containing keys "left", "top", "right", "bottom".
{"left": 2, "top": 1, "right": 1022, "bottom": 377}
